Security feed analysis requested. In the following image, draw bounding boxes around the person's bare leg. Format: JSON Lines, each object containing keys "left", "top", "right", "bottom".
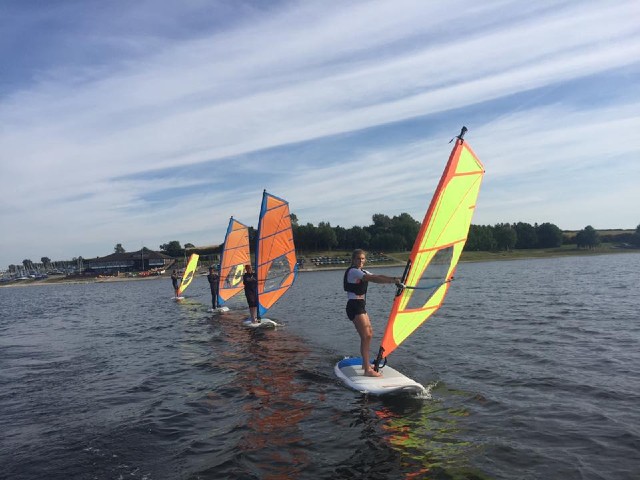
{"left": 353, "top": 313, "right": 381, "bottom": 377}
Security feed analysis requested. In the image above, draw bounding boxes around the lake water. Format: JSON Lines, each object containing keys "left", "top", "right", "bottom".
{"left": 1, "top": 253, "right": 639, "bottom": 479}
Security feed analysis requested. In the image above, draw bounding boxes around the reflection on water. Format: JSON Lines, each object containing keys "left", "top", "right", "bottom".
{"left": 332, "top": 390, "right": 489, "bottom": 480}
{"left": 191, "top": 310, "right": 315, "bottom": 479}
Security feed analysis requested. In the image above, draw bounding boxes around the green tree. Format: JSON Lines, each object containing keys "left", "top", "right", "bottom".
{"left": 536, "top": 223, "right": 563, "bottom": 248}
{"left": 466, "top": 225, "right": 496, "bottom": 251}
{"left": 391, "top": 213, "right": 420, "bottom": 250}
{"left": 293, "top": 223, "right": 316, "bottom": 250}
{"left": 114, "top": 244, "right": 125, "bottom": 253}
{"left": 40, "top": 257, "right": 52, "bottom": 269}
{"left": 371, "top": 232, "right": 406, "bottom": 251}
{"left": 332, "top": 225, "right": 348, "bottom": 249}
{"left": 575, "top": 225, "right": 600, "bottom": 249}
{"left": 344, "top": 226, "right": 371, "bottom": 250}
{"left": 248, "top": 226, "right": 258, "bottom": 251}
{"left": 160, "top": 240, "right": 184, "bottom": 257}
{"left": 370, "top": 213, "right": 393, "bottom": 235}
{"left": 317, "top": 222, "right": 338, "bottom": 250}
{"left": 493, "top": 223, "right": 517, "bottom": 251}
{"left": 513, "top": 222, "right": 537, "bottom": 249}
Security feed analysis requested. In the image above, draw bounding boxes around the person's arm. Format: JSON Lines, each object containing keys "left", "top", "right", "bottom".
{"left": 362, "top": 272, "right": 402, "bottom": 285}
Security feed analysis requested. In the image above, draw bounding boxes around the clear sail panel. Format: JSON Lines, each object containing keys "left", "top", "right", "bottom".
{"left": 405, "top": 246, "right": 454, "bottom": 310}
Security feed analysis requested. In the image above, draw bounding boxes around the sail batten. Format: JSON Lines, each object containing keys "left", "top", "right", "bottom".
{"left": 378, "top": 132, "right": 485, "bottom": 361}
{"left": 415, "top": 237, "right": 469, "bottom": 253}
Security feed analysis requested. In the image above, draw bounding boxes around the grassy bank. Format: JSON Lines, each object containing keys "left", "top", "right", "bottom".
{"left": 459, "top": 243, "right": 638, "bottom": 263}
{"left": 299, "top": 243, "right": 639, "bottom": 268}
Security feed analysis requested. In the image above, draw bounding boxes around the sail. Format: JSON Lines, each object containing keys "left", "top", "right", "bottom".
{"left": 255, "top": 190, "right": 298, "bottom": 317}
{"left": 378, "top": 129, "right": 485, "bottom": 361}
{"left": 177, "top": 253, "right": 199, "bottom": 297}
{"left": 217, "top": 217, "right": 250, "bottom": 306}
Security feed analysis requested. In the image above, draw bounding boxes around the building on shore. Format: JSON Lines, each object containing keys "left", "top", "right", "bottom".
{"left": 83, "top": 249, "right": 174, "bottom": 274}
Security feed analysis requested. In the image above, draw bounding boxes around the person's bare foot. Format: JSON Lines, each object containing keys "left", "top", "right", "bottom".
{"left": 364, "top": 369, "right": 382, "bottom": 377}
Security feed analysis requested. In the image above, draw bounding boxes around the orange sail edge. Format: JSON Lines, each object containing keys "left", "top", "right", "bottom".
{"left": 376, "top": 131, "right": 485, "bottom": 364}
{"left": 217, "top": 217, "right": 250, "bottom": 306}
{"left": 177, "top": 253, "right": 200, "bottom": 297}
{"left": 255, "top": 191, "right": 298, "bottom": 317}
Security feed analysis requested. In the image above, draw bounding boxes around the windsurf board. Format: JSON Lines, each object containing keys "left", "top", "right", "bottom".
{"left": 242, "top": 318, "right": 280, "bottom": 329}
{"left": 334, "top": 357, "right": 425, "bottom": 396}
{"left": 210, "top": 306, "right": 230, "bottom": 313}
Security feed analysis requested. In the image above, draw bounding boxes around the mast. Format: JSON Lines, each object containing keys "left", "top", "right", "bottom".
{"left": 255, "top": 189, "right": 267, "bottom": 312}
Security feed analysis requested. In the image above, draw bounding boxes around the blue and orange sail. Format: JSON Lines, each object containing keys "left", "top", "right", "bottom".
{"left": 217, "top": 217, "right": 250, "bottom": 307}
{"left": 177, "top": 253, "right": 199, "bottom": 297}
{"left": 376, "top": 127, "right": 485, "bottom": 365}
{"left": 255, "top": 190, "right": 298, "bottom": 317}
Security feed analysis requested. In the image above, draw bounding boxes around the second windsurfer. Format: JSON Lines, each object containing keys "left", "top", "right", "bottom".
{"left": 243, "top": 264, "right": 260, "bottom": 323}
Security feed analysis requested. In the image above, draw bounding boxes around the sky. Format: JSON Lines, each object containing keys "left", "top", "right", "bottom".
{"left": 1, "top": 0, "right": 639, "bottom": 269}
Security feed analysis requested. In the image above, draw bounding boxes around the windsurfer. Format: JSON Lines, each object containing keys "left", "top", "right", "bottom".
{"left": 171, "top": 270, "right": 179, "bottom": 297}
{"left": 207, "top": 266, "right": 220, "bottom": 309}
{"left": 243, "top": 264, "right": 260, "bottom": 323}
{"left": 344, "top": 249, "right": 402, "bottom": 377}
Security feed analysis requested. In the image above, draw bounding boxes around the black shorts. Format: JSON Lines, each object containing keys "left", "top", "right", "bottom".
{"left": 245, "top": 291, "right": 258, "bottom": 308}
{"left": 346, "top": 299, "right": 366, "bottom": 321}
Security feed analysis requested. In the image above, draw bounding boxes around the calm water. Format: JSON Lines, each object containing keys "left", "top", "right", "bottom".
{"left": 1, "top": 253, "right": 639, "bottom": 480}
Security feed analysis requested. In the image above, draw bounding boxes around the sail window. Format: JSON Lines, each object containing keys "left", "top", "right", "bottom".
{"left": 263, "top": 255, "right": 290, "bottom": 292}
{"left": 224, "top": 264, "right": 244, "bottom": 288}
{"left": 405, "top": 246, "right": 453, "bottom": 310}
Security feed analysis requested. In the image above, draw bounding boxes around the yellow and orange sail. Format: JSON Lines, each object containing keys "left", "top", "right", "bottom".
{"left": 255, "top": 190, "right": 298, "bottom": 317}
{"left": 377, "top": 127, "right": 485, "bottom": 362}
{"left": 217, "top": 217, "right": 250, "bottom": 306}
{"left": 177, "top": 253, "right": 199, "bottom": 297}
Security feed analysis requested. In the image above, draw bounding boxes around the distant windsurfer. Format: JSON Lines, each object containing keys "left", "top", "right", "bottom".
{"left": 344, "top": 249, "right": 402, "bottom": 377}
{"left": 171, "top": 269, "right": 179, "bottom": 297}
{"left": 207, "top": 266, "right": 220, "bottom": 310}
{"left": 243, "top": 264, "right": 260, "bottom": 323}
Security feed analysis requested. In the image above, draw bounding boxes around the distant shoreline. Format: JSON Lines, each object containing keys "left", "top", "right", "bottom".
{"left": 2, "top": 247, "right": 637, "bottom": 288}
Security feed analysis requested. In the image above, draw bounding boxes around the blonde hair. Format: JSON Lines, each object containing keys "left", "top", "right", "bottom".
{"left": 351, "top": 249, "right": 366, "bottom": 265}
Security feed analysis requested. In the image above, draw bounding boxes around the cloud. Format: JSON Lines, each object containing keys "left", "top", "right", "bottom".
{"left": 1, "top": 0, "right": 639, "bottom": 267}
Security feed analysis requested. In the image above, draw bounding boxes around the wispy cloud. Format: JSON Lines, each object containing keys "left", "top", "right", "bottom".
{"left": 1, "top": 0, "right": 639, "bottom": 266}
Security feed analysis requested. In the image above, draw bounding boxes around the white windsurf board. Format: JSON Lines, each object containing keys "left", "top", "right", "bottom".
{"left": 172, "top": 296, "right": 185, "bottom": 301}
{"left": 242, "top": 318, "right": 280, "bottom": 329}
{"left": 334, "top": 357, "right": 425, "bottom": 396}
{"left": 209, "top": 306, "right": 230, "bottom": 313}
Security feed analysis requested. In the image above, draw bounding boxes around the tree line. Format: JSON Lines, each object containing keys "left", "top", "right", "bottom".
{"left": 9, "top": 215, "right": 639, "bottom": 272}
{"left": 291, "top": 216, "right": 640, "bottom": 252}
{"left": 159, "top": 213, "right": 640, "bottom": 257}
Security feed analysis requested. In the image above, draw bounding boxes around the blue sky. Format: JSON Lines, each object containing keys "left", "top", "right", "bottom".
{"left": 1, "top": 0, "right": 639, "bottom": 268}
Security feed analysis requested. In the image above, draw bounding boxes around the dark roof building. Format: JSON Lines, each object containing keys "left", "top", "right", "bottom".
{"left": 84, "top": 249, "right": 174, "bottom": 272}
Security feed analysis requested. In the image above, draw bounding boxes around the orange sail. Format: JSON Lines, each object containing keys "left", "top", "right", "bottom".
{"left": 255, "top": 190, "right": 298, "bottom": 317}
{"left": 217, "top": 217, "right": 250, "bottom": 306}
{"left": 177, "top": 253, "right": 199, "bottom": 297}
{"left": 377, "top": 127, "right": 485, "bottom": 363}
